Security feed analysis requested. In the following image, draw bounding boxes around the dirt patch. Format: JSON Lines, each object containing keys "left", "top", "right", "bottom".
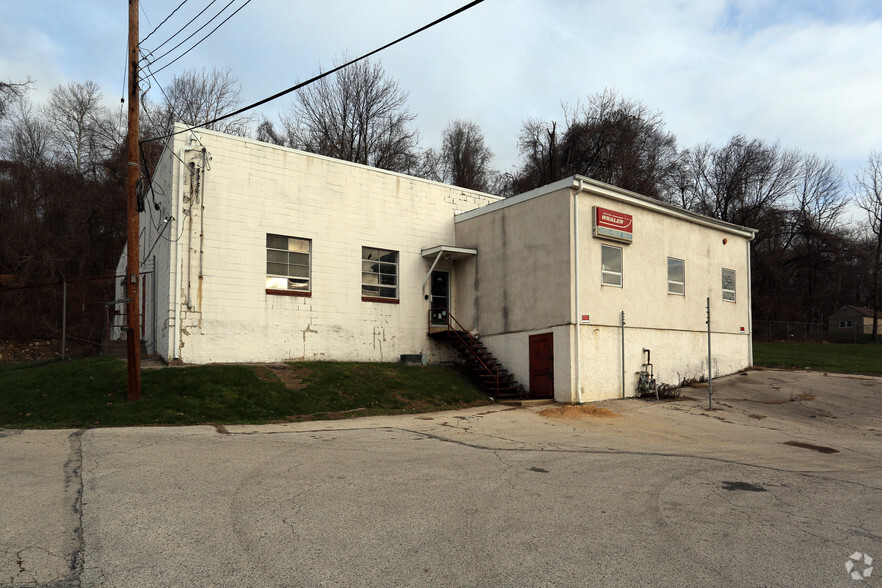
{"left": 257, "top": 364, "right": 310, "bottom": 391}
{"left": 539, "top": 404, "right": 620, "bottom": 419}
{"left": 0, "top": 338, "right": 95, "bottom": 363}
{"left": 748, "top": 414, "right": 767, "bottom": 420}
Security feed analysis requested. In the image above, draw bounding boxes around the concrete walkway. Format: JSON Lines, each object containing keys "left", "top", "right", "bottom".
{"left": 1, "top": 369, "right": 880, "bottom": 586}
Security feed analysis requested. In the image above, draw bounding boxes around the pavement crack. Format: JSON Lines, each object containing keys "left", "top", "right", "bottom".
{"left": 63, "top": 428, "right": 86, "bottom": 587}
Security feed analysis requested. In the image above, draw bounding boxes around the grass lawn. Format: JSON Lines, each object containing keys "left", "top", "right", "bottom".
{"left": 0, "top": 358, "right": 490, "bottom": 429}
{"left": 753, "top": 342, "right": 882, "bottom": 376}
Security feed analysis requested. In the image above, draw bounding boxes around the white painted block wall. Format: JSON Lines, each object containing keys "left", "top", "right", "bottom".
{"left": 155, "top": 127, "right": 499, "bottom": 364}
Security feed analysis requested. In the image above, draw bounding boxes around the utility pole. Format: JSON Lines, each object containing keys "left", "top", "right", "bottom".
{"left": 125, "top": 0, "right": 142, "bottom": 401}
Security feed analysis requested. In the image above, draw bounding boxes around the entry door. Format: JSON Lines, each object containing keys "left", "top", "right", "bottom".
{"left": 430, "top": 270, "right": 450, "bottom": 325}
{"left": 529, "top": 333, "right": 554, "bottom": 399}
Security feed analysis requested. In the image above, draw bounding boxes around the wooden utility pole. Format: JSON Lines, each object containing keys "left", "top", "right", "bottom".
{"left": 125, "top": 0, "right": 142, "bottom": 401}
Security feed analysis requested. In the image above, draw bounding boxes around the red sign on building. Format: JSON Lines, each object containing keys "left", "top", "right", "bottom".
{"left": 594, "top": 206, "right": 633, "bottom": 243}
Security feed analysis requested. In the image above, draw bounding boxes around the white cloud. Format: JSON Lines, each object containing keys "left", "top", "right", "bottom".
{"left": 3, "top": 0, "right": 880, "bottom": 178}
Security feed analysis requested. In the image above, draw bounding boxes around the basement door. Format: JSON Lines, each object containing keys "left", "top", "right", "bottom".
{"left": 529, "top": 333, "right": 554, "bottom": 399}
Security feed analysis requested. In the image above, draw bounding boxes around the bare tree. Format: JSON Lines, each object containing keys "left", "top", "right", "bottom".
{"left": 0, "top": 78, "right": 33, "bottom": 119}
{"left": 559, "top": 90, "right": 678, "bottom": 199}
{"left": 687, "top": 135, "right": 800, "bottom": 227}
{"left": 43, "top": 81, "right": 122, "bottom": 178}
{"left": 436, "top": 119, "right": 494, "bottom": 191}
{"left": 1, "top": 101, "right": 52, "bottom": 169}
{"left": 275, "top": 58, "right": 420, "bottom": 173}
{"left": 854, "top": 151, "right": 882, "bottom": 340}
{"left": 510, "top": 118, "right": 560, "bottom": 194}
{"left": 508, "top": 90, "right": 679, "bottom": 199}
{"left": 154, "top": 67, "right": 252, "bottom": 137}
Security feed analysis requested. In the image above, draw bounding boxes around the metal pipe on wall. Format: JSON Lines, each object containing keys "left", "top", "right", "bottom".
{"left": 573, "top": 181, "right": 583, "bottom": 404}
{"left": 621, "top": 310, "right": 626, "bottom": 399}
{"left": 707, "top": 296, "right": 713, "bottom": 409}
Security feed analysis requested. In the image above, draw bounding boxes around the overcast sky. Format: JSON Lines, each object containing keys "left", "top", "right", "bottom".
{"left": 2, "top": 0, "right": 880, "bottom": 181}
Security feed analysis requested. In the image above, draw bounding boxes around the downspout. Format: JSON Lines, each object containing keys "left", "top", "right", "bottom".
{"left": 573, "top": 180, "right": 583, "bottom": 404}
{"left": 173, "top": 137, "right": 201, "bottom": 360}
{"left": 746, "top": 234, "right": 755, "bottom": 366}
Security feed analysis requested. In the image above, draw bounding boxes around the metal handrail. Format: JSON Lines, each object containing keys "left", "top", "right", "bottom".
{"left": 429, "top": 307, "right": 499, "bottom": 393}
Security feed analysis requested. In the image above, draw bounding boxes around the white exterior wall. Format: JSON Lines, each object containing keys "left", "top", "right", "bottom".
{"left": 575, "top": 184, "right": 753, "bottom": 401}
{"left": 455, "top": 177, "right": 755, "bottom": 403}
{"left": 153, "top": 127, "right": 499, "bottom": 364}
{"left": 481, "top": 325, "right": 574, "bottom": 401}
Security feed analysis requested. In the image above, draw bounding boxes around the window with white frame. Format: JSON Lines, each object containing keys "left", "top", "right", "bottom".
{"left": 667, "top": 257, "right": 685, "bottom": 295}
{"left": 601, "top": 245, "right": 623, "bottom": 287}
{"left": 362, "top": 247, "right": 398, "bottom": 301}
{"left": 840, "top": 321, "right": 853, "bottom": 328}
{"left": 722, "top": 268, "right": 736, "bottom": 302}
{"left": 266, "top": 234, "right": 311, "bottom": 293}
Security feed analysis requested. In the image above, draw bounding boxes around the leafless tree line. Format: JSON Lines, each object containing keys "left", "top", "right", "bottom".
{"left": 2, "top": 61, "right": 881, "bottom": 339}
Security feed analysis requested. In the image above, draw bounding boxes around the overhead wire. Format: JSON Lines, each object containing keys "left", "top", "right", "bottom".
{"left": 140, "top": 0, "right": 191, "bottom": 45}
{"left": 141, "top": 0, "right": 220, "bottom": 59}
{"left": 141, "top": 0, "right": 247, "bottom": 76}
{"left": 141, "top": 0, "right": 487, "bottom": 144}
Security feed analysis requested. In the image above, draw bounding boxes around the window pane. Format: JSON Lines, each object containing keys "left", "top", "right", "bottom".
{"left": 668, "top": 258, "right": 685, "bottom": 283}
{"left": 362, "top": 272, "right": 379, "bottom": 285}
{"left": 267, "top": 234, "right": 288, "bottom": 250}
{"left": 288, "top": 238, "right": 310, "bottom": 253}
{"left": 267, "top": 250, "right": 288, "bottom": 264}
{"left": 669, "top": 282, "right": 685, "bottom": 295}
{"left": 377, "top": 262, "right": 396, "bottom": 275}
{"left": 266, "top": 262, "right": 288, "bottom": 276}
{"left": 379, "top": 287, "right": 397, "bottom": 298}
{"left": 362, "top": 260, "right": 379, "bottom": 273}
{"left": 379, "top": 273, "right": 397, "bottom": 286}
{"left": 289, "top": 252, "right": 309, "bottom": 266}
{"left": 362, "top": 247, "right": 380, "bottom": 261}
{"left": 362, "top": 285, "right": 380, "bottom": 297}
{"left": 289, "top": 265, "right": 309, "bottom": 278}
{"left": 722, "top": 268, "right": 735, "bottom": 290}
{"left": 722, "top": 268, "right": 736, "bottom": 301}
{"left": 379, "top": 250, "right": 397, "bottom": 263}
{"left": 601, "top": 246, "right": 622, "bottom": 273}
{"left": 602, "top": 272, "right": 622, "bottom": 287}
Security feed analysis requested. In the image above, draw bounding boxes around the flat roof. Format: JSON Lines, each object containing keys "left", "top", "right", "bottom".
{"left": 455, "top": 176, "right": 757, "bottom": 239}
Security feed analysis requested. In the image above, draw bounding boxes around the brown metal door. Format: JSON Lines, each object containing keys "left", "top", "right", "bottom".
{"left": 529, "top": 333, "right": 554, "bottom": 399}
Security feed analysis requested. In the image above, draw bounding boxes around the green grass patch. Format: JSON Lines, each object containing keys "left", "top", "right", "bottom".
{"left": 0, "top": 358, "right": 490, "bottom": 429}
{"left": 753, "top": 342, "right": 882, "bottom": 376}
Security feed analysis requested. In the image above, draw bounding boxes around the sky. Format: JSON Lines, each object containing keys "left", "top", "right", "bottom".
{"left": 2, "top": 0, "right": 881, "bottom": 182}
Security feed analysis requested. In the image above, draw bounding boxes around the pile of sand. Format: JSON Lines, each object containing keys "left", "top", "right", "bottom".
{"left": 539, "top": 404, "right": 620, "bottom": 419}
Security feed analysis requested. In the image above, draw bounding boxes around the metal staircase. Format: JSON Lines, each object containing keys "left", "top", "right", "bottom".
{"left": 428, "top": 308, "right": 524, "bottom": 399}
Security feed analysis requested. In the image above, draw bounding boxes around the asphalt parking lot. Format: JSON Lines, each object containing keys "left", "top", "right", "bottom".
{"left": 1, "top": 368, "right": 880, "bottom": 587}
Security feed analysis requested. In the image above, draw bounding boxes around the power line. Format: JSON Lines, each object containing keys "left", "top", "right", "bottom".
{"left": 142, "top": 0, "right": 220, "bottom": 58}
{"left": 142, "top": 0, "right": 487, "bottom": 144}
{"left": 140, "top": 0, "right": 191, "bottom": 45}
{"left": 141, "top": 0, "right": 246, "bottom": 75}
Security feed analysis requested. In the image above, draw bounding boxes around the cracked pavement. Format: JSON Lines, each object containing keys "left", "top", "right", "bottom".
{"left": 1, "top": 368, "right": 880, "bottom": 587}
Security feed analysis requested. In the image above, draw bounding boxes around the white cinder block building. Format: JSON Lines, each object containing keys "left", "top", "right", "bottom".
{"left": 122, "top": 126, "right": 756, "bottom": 403}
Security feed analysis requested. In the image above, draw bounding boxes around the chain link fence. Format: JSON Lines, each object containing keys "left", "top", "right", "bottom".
{"left": 0, "top": 263, "right": 155, "bottom": 361}
{"left": 752, "top": 320, "right": 826, "bottom": 342}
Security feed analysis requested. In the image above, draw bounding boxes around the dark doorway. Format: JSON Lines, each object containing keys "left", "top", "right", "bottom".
{"left": 529, "top": 333, "right": 554, "bottom": 399}
{"left": 430, "top": 270, "right": 449, "bottom": 325}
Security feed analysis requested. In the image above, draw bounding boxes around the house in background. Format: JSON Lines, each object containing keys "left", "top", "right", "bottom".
{"left": 119, "top": 126, "right": 756, "bottom": 403}
{"left": 828, "top": 305, "right": 880, "bottom": 335}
